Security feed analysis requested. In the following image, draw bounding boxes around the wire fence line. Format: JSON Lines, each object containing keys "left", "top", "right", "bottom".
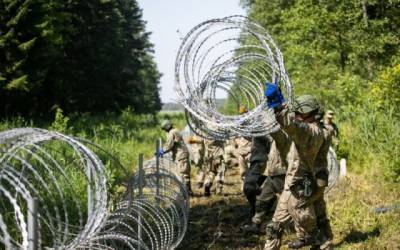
{"left": 0, "top": 128, "right": 189, "bottom": 250}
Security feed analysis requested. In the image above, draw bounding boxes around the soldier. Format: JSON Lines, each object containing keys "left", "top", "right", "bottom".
{"left": 243, "top": 135, "right": 270, "bottom": 223}
{"left": 223, "top": 139, "right": 238, "bottom": 169}
{"left": 235, "top": 106, "right": 252, "bottom": 179}
{"left": 264, "top": 84, "right": 333, "bottom": 250}
{"left": 242, "top": 132, "right": 290, "bottom": 233}
{"left": 203, "top": 138, "right": 225, "bottom": 196}
{"left": 188, "top": 134, "right": 206, "bottom": 188}
{"left": 235, "top": 136, "right": 252, "bottom": 179}
{"left": 157, "top": 120, "right": 193, "bottom": 196}
{"left": 323, "top": 110, "right": 339, "bottom": 149}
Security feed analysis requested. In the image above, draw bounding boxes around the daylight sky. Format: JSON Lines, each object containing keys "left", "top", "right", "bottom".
{"left": 137, "top": 0, "right": 246, "bottom": 103}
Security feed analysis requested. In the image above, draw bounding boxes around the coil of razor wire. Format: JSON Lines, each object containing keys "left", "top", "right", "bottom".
{"left": 175, "top": 15, "right": 293, "bottom": 140}
{"left": 326, "top": 147, "right": 340, "bottom": 192}
{"left": 78, "top": 156, "right": 189, "bottom": 250}
{"left": 0, "top": 128, "right": 189, "bottom": 250}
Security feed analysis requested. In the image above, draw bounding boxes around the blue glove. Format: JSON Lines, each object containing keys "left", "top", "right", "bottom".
{"left": 265, "top": 82, "right": 285, "bottom": 109}
{"left": 156, "top": 149, "right": 164, "bottom": 157}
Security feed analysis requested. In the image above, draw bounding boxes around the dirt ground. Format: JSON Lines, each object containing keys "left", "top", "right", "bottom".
{"left": 178, "top": 164, "right": 400, "bottom": 250}
{"left": 178, "top": 167, "right": 296, "bottom": 250}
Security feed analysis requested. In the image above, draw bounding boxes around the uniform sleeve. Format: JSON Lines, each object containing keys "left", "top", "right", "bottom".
{"left": 314, "top": 131, "right": 332, "bottom": 187}
{"left": 163, "top": 130, "right": 175, "bottom": 153}
{"left": 270, "top": 129, "right": 291, "bottom": 158}
{"left": 275, "top": 105, "right": 322, "bottom": 144}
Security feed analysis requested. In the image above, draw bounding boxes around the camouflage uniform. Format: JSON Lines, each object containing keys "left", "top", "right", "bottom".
{"left": 204, "top": 139, "right": 225, "bottom": 195}
{"left": 223, "top": 139, "right": 238, "bottom": 168}
{"left": 251, "top": 133, "right": 290, "bottom": 225}
{"left": 188, "top": 135, "right": 206, "bottom": 186}
{"left": 235, "top": 137, "right": 252, "bottom": 178}
{"left": 243, "top": 134, "right": 289, "bottom": 227}
{"left": 243, "top": 136, "right": 271, "bottom": 218}
{"left": 163, "top": 127, "right": 191, "bottom": 189}
{"left": 263, "top": 102, "right": 332, "bottom": 250}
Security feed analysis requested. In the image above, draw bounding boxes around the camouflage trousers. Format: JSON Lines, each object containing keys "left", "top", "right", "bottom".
{"left": 204, "top": 155, "right": 225, "bottom": 191}
{"left": 238, "top": 152, "right": 250, "bottom": 179}
{"left": 243, "top": 161, "right": 284, "bottom": 224}
{"left": 252, "top": 175, "right": 285, "bottom": 225}
{"left": 263, "top": 188, "right": 332, "bottom": 250}
{"left": 191, "top": 152, "right": 205, "bottom": 185}
{"left": 177, "top": 156, "right": 191, "bottom": 185}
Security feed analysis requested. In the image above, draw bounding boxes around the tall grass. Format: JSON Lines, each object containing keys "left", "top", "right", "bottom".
{"left": 338, "top": 102, "right": 400, "bottom": 182}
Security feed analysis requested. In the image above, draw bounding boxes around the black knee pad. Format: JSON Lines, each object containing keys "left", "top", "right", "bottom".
{"left": 255, "top": 196, "right": 276, "bottom": 210}
{"left": 243, "top": 182, "right": 261, "bottom": 198}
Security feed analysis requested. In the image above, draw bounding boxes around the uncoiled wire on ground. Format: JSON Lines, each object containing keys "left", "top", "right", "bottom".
{"left": 0, "top": 128, "right": 189, "bottom": 249}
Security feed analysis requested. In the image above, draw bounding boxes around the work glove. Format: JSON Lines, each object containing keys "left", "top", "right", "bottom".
{"left": 155, "top": 149, "right": 164, "bottom": 157}
{"left": 264, "top": 82, "right": 285, "bottom": 109}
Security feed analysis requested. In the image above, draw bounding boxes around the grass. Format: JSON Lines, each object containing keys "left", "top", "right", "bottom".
{"left": 0, "top": 109, "right": 399, "bottom": 249}
{"left": 179, "top": 166, "right": 400, "bottom": 249}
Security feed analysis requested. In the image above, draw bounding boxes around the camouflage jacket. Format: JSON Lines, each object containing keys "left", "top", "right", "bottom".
{"left": 204, "top": 139, "right": 224, "bottom": 158}
{"left": 188, "top": 135, "right": 205, "bottom": 156}
{"left": 275, "top": 105, "right": 331, "bottom": 189}
{"left": 163, "top": 128, "right": 189, "bottom": 161}
{"left": 235, "top": 137, "right": 252, "bottom": 156}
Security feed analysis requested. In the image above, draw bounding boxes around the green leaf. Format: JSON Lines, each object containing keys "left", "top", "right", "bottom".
{"left": 18, "top": 38, "right": 37, "bottom": 52}
{"left": 6, "top": 75, "right": 29, "bottom": 91}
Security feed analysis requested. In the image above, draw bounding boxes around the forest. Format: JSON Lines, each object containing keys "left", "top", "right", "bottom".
{"left": 0, "top": 0, "right": 161, "bottom": 116}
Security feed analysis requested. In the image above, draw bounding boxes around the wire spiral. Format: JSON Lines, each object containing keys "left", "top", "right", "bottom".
{"left": 0, "top": 128, "right": 189, "bottom": 249}
{"left": 175, "top": 15, "right": 293, "bottom": 140}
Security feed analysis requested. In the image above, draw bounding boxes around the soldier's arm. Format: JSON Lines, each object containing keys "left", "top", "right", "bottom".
{"left": 163, "top": 130, "right": 175, "bottom": 153}
{"left": 270, "top": 128, "right": 291, "bottom": 156}
{"left": 314, "top": 132, "right": 332, "bottom": 187}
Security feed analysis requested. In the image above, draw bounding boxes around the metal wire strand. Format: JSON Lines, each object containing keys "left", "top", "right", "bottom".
{"left": 175, "top": 15, "right": 293, "bottom": 140}
{"left": 0, "top": 128, "right": 189, "bottom": 250}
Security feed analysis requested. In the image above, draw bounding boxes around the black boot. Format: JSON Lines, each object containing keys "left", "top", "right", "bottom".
{"left": 288, "top": 237, "right": 314, "bottom": 249}
{"left": 310, "top": 244, "right": 321, "bottom": 250}
{"left": 241, "top": 222, "right": 260, "bottom": 234}
{"left": 204, "top": 183, "right": 211, "bottom": 197}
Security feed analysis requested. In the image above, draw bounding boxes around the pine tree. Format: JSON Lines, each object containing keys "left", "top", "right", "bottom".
{"left": 0, "top": 0, "right": 161, "bottom": 117}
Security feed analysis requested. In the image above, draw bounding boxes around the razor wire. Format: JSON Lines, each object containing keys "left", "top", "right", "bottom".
{"left": 326, "top": 147, "right": 340, "bottom": 192}
{"left": 0, "top": 128, "right": 189, "bottom": 250}
{"left": 175, "top": 15, "right": 293, "bottom": 140}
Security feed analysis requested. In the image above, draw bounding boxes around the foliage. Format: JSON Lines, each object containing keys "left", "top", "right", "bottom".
{"left": 370, "top": 63, "right": 400, "bottom": 110}
{"left": 0, "top": 0, "right": 161, "bottom": 117}
{"left": 243, "top": 0, "right": 400, "bottom": 87}
{"left": 49, "top": 108, "right": 69, "bottom": 133}
{"left": 240, "top": 0, "right": 400, "bottom": 181}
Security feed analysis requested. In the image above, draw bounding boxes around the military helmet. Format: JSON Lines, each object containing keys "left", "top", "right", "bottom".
{"left": 293, "top": 95, "right": 320, "bottom": 115}
{"left": 161, "top": 120, "right": 172, "bottom": 130}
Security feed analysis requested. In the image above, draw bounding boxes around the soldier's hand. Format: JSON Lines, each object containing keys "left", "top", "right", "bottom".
{"left": 265, "top": 82, "right": 285, "bottom": 109}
